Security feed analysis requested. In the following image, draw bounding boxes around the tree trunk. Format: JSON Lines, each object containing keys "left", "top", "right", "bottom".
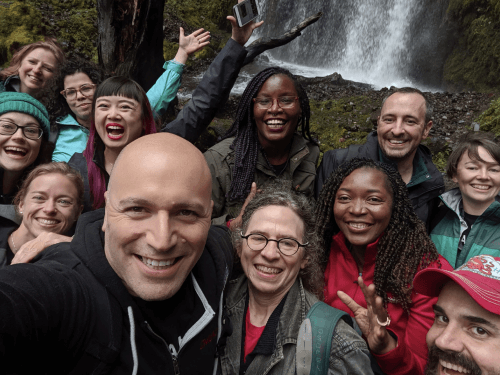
{"left": 97, "top": 0, "right": 165, "bottom": 91}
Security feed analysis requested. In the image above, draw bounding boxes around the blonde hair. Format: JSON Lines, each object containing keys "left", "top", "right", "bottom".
{"left": 0, "top": 38, "right": 65, "bottom": 80}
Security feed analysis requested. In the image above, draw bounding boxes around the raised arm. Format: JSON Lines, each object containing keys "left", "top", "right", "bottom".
{"left": 147, "top": 27, "right": 211, "bottom": 118}
{"left": 162, "top": 6, "right": 263, "bottom": 143}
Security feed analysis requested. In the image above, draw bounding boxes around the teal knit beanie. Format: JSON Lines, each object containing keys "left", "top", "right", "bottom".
{"left": 0, "top": 92, "right": 50, "bottom": 140}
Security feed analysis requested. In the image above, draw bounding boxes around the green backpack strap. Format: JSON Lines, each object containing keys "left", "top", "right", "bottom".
{"left": 296, "top": 302, "right": 350, "bottom": 375}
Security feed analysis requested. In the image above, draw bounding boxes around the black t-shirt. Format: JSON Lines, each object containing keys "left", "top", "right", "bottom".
{"left": 458, "top": 212, "right": 480, "bottom": 257}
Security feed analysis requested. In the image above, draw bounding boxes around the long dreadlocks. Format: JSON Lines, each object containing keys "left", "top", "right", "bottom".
{"left": 222, "top": 67, "right": 314, "bottom": 202}
{"left": 314, "top": 158, "right": 440, "bottom": 312}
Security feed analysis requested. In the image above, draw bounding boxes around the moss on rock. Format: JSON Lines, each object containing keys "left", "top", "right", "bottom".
{"left": 444, "top": 0, "right": 500, "bottom": 91}
{"left": 309, "top": 96, "right": 378, "bottom": 159}
{"left": 165, "top": 0, "right": 234, "bottom": 33}
{"left": 478, "top": 96, "right": 500, "bottom": 135}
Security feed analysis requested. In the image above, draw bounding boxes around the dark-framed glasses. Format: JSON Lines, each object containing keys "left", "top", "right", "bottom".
{"left": 253, "top": 96, "right": 299, "bottom": 109}
{"left": 0, "top": 119, "right": 43, "bottom": 140}
{"left": 60, "top": 83, "right": 97, "bottom": 100}
{"left": 240, "top": 232, "right": 308, "bottom": 256}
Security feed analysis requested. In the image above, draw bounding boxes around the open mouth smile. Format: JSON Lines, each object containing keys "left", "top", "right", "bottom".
{"left": 265, "top": 119, "right": 287, "bottom": 131}
{"left": 255, "top": 264, "right": 282, "bottom": 275}
{"left": 138, "top": 255, "right": 178, "bottom": 270}
{"left": 471, "top": 184, "right": 491, "bottom": 191}
{"left": 439, "top": 359, "right": 471, "bottom": 374}
{"left": 347, "top": 222, "right": 372, "bottom": 230}
{"left": 36, "top": 218, "right": 61, "bottom": 226}
{"left": 4, "top": 146, "right": 28, "bottom": 158}
{"left": 106, "top": 123, "right": 125, "bottom": 140}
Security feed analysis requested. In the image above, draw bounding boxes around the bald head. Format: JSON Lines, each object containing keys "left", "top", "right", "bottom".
{"left": 102, "top": 133, "right": 214, "bottom": 301}
{"left": 109, "top": 133, "right": 212, "bottom": 196}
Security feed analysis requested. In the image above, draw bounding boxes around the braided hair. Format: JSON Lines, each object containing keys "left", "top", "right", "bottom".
{"left": 222, "top": 67, "right": 314, "bottom": 202}
{"left": 314, "top": 158, "right": 439, "bottom": 312}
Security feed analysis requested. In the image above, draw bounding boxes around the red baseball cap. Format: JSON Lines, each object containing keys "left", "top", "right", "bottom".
{"left": 414, "top": 255, "right": 500, "bottom": 315}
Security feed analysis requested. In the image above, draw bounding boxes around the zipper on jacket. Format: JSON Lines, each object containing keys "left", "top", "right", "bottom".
{"left": 145, "top": 322, "right": 181, "bottom": 375}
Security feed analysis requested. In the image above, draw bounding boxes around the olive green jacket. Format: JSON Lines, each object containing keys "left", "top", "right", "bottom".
{"left": 204, "top": 134, "right": 319, "bottom": 225}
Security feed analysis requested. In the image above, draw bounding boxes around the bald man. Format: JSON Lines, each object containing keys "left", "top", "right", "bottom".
{"left": 0, "top": 133, "right": 234, "bottom": 374}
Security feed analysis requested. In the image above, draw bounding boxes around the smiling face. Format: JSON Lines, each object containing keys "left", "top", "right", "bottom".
{"left": 239, "top": 205, "right": 308, "bottom": 301}
{"left": 377, "top": 92, "right": 432, "bottom": 162}
{"left": 63, "top": 72, "right": 95, "bottom": 127}
{"left": 94, "top": 95, "right": 143, "bottom": 152}
{"left": 18, "top": 173, "right": 82, "bottom": 239}
{"left": 334, "top": 168, "right": 393, "bottom": 251}
{"left": 102, "top": 134, "right": 213, "bottom": 301}
{"left": 452, "top": 146, "right": 500, "bottom": 216}
{"left": 0, "top": 112, "right": 41, "bottom": 173}
{"left": 425, "top": 281, "right": 500, "bottom": 375}
{"left": 253, "top": 74, "right": 301, "bottom": 148}
{"left": 18, "top": 48, "right": 58, "bottom": 96}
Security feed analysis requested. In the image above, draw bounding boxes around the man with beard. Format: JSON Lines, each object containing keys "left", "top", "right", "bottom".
{"left": 414, "top": 254, "right": 500, "bottom": 375}
{"left": 315, "top": 87, "right": 444, "bottom": 228}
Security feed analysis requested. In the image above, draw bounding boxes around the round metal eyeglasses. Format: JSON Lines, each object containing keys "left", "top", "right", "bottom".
{"left": 240, "top": 232, "right": 308, "bottom": 256}
{"left": 60, "top": 83, "right": 97, "bottom": 100}
{"left": 253, "top": 96, "right": 299, "bottom": 109}
{"left": 0, "top": 120, "right": 43, "bottom": 140}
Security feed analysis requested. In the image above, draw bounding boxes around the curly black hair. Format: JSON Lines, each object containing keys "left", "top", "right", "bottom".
{"left": 221, "top": 67, "right": 315, "bottom": 203}
{"left": 44, "top": 57, "right": 105, "bottom": 126}
{"left": 314, "top": 158, "right": 439, "bottom": 312}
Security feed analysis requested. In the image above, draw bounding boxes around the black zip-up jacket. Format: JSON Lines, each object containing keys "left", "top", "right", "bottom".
{"left": 315, "top": 131, "right": 445, "bottom": 228}
{"left": 0, "top": 209, "right": 233, "bottom": 374}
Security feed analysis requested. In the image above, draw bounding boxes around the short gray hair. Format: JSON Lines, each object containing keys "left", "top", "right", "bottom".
{"left": 231, "top": 187, "right": 324, "bottom": 299}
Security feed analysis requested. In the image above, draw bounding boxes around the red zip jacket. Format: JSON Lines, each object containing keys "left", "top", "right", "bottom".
{"left": 324, "top": 231, "right": 451, "bottom": 375}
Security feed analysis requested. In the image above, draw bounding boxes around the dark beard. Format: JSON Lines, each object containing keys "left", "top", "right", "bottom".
{"left": 425, "top": 345, "right": 482, "bottom": 375}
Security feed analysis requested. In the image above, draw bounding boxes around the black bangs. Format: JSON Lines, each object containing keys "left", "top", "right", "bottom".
{"left": 94, "top": 76, "right": 143, "bottom": 103}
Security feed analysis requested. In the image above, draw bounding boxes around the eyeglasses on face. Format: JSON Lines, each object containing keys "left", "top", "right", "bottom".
{"left": 0, "top": 119, "right": 43, "bottom": 140}
{"left": 60, "top": 83, "right": 97, "bottom": 100}
{"left": 240, "top": 232, "right": 308, "bottom": 256}
{"left": 253, "top": 96, "right": 299, "bottom": 109}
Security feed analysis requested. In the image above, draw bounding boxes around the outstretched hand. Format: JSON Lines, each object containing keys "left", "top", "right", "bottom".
{"left": 228, "top": 182, "right": 259, "bottom": 231}
{"left": 337, "top": 276, "right": 397, "bottom": 355}
{"left": 175, "top": 27, "right": 211, "bottom": 64}
{"left": 228, "top": 0, "right": 264, "bottom": 46}
{"left": 11, "top": 232, "right": 72, "bottom": 265}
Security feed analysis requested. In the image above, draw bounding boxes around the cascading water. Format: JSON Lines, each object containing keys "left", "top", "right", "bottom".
{"left": 252, "top": 0, "right": 452, "bottom": 90}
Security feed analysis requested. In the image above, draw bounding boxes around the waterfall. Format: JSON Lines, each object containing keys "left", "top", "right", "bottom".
{"left": 255, "top": 0, "right": 453, "bottom": 90}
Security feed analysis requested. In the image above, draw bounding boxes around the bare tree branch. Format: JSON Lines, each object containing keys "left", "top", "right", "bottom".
{"left": 243, "top": 12, "right": 323, "bottom": 66}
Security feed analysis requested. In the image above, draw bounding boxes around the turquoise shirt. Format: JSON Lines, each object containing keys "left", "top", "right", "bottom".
{"left": 51, "top": 59, "right": 184, "bottom": 162}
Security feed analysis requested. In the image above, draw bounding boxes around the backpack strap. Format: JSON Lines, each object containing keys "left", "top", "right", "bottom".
{"left": 296, "top": 302, "right": 350, "bottom": 375}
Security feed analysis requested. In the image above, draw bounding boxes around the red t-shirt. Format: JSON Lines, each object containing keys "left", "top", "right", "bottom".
{"left": 244, "top": 307, "right": 265, "bottom": 362}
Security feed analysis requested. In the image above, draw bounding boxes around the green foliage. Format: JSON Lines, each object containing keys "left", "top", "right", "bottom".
{"left": 309, "top": 97, "right": 377, "bottom": 159}
{"left": 478, "top": 96, "right": 500, "bottom": 135}
{"left": 166, "top": 0, "right": 234, "bottom": 32}
{"left": 0, "top": 2, "right": 43, "bottom": 66}
{"left": 0, "top": 0, "right": 98, "bottom": 65}
{"left": 163, "top": 40, "right": 179, "bottom": 61}
{"left": 432, "top": 147, "right": 452, "bottom": 173}
{"left": 444, "top": 0, "right": 500, "bottom": 91}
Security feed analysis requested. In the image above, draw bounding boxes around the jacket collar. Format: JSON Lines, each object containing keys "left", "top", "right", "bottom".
{"left": 255, "top": 133, "right": 310, "bottom": 175}
{"left": 3, "top": 75, "right": 20, "bottom": 92}
{"left": 226, "top": 274, "right": 309, "bottom": 346}
{"left": 440, "top": 187, "right": 500, "bottom": 218}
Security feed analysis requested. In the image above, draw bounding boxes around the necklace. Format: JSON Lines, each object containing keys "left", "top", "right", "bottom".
{"left": 9, "top": 232, "right": 17, "bottom": 252}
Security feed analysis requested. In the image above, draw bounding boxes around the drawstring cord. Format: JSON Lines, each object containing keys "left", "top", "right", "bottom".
{"left": 128, "top": 306, "right": 138, "bottom": 375}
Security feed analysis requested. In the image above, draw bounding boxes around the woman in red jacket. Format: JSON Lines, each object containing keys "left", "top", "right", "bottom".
{"left": 314, "top": 158, "right": 451, "bottom": 375}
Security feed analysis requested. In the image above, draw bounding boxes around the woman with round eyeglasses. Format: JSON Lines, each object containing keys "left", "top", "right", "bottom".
{"left": 204, "top": 67, "right": 319, "bottom": 229}
{"left": 430, "top": 132, "right": 500, "bottom": 268}
{"left": 0, "top": 162, "right": 83, "bottom": 267}
{"left": 0, "top": 39, "right": 65, "bottom": 99}
{"left": 315, "top": 158, "right": 452, "bottom": 375}
{"left": 46, "top": 27, "right": 210, "bottom": 163}
{"left": 0, "top": 92, "right": 51, "bottom": 204}
{"left": 220, "top": 188, "right": 371, "bottom": 375}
